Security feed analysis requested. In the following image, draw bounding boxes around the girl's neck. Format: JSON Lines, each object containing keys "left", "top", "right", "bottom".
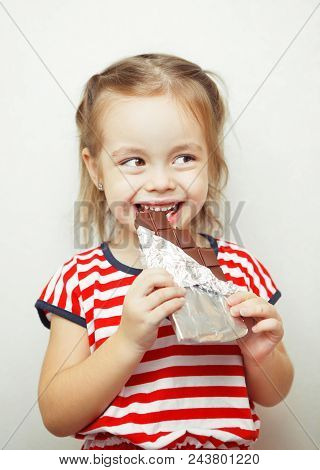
{"left": 108, "top": 227, "right": 144, "bottom": 269}
{"left": 109, "top": 226, "right": 140, "bottom": 251}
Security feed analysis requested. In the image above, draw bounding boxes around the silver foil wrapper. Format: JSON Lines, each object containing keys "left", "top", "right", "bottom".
{"left": 136, "top": 226, "right": 248, "bottom": 344}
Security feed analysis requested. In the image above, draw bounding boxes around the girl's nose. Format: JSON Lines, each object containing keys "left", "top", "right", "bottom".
{"left": 144, "top": 168, "right": 176, "bottom": 191}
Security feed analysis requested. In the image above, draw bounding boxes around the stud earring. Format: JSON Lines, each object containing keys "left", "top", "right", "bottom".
{"left": 98, "top": 182, "right": 104, "bottom": 191}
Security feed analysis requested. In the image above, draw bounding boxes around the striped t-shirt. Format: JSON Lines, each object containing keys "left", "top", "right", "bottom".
{"left": 35, "top": 233, "right": 281, "bottom": 450}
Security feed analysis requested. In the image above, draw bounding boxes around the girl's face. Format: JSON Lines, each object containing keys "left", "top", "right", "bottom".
{"left": 83, "top": 94, "right": 209, "bottom": 244}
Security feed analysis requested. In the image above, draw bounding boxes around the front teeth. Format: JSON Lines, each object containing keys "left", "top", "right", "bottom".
{"left": 141, "top": 204, "right": 178, "bottom": 212}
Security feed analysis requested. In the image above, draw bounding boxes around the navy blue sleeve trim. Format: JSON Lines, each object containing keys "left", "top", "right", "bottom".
{"left": 268, "top": 290, "right": 282, "bottom": 305}
{"left": 35, "top": 299, "right": 87, "bottom": 330}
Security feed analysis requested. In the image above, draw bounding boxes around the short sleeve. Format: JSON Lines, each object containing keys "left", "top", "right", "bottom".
{"left": 240, "top": 248, "right": 282, "bottom": 305}
{"left": 34, "top": 255, "right": 86, "bottom": 330}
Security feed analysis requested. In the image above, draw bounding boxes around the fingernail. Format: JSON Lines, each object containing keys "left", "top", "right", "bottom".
{"left": 227, "top": 296, "right": 234, "bottom": 306}
{"left": 240, "top": 308, "right": 248, "bottom": 315}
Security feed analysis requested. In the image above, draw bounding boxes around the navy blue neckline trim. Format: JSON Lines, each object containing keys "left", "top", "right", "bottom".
{"left": 202, "top": 232, "right": 219, "bottom": 257}
{"left": 101, "top": 232, "right": 218, "bottom": 275}
{"left": 101, "top": 241, "right": 142, "bottom": 275}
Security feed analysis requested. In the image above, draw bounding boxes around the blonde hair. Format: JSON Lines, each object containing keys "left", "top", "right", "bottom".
{"left": 75, "top": 53, "right": 229, "bottom": 246}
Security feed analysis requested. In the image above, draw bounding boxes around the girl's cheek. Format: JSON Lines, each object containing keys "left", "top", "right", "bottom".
{"left": 114, "top": 201, "right": 133, "bottom": 222}
{"left": 177, "top": 203, "right": 193, "bottom": 229}
{"left": 176, "top": 200, "right": 200, "bottom": 230}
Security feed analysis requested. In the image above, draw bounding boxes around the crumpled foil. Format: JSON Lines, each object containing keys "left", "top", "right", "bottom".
{"left": 136, "top": 226, "right": 248, "bottom": 343}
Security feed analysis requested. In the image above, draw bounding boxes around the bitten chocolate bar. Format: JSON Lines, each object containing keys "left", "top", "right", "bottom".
{"left": 134, "top": 208, "right": 248, "bottom": 343}
{"left": 134, "top": 210, "right": 226, "bottom": 281}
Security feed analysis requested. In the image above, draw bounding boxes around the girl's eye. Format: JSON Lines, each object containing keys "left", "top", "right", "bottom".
{"left": 120, "top": 154, "right": 195, "bottom": 167}
{"left": 174, "top": 154, "right": 195, "bottom": 165}
{"left": 120, "top": 157, "right": 144, "bottom": 167}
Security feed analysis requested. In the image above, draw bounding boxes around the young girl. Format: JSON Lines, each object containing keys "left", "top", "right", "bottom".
{"left": 35, "top": 53, "right": 294, "bottom": 451}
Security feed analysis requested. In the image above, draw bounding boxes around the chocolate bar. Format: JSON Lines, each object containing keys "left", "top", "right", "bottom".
{"left": 134, "top": 210, "right": 226, "bottom": 281}
{"left": 134, "top": 209, "right": 248, "bottom": 344}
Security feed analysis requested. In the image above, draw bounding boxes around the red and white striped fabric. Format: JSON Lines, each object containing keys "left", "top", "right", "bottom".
{"left": 35, "top": 233, "right": 281, "bottom": 450}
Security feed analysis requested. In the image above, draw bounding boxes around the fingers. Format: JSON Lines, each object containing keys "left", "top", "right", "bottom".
{"left": 147, "top": 285, "right": 186, "bottom": 311}
{"left": 229, "top": 298, "right": 277, "bottom": 319}
{"left": 251, "top": 318, "right": 284, "bottom": 339}
{"left": 139, "top": 268, "right": 187, "bottom": 324}
{"left": 227, "top": 291, "right": 257, "bottom": 306}
{"left": 151, "top": 296, "right": 187, "bottom": 325}
{"left": 138, "top": 268, "right": 174, "bottom": 296}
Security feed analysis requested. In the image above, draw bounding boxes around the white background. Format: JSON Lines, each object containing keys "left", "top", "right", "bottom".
{"left": 1, "top": 0, "right": 319, "bottom": 450}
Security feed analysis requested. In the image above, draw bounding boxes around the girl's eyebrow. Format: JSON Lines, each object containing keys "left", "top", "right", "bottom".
{"left": 111, "top": 142, "right": 203, "bottom": 158}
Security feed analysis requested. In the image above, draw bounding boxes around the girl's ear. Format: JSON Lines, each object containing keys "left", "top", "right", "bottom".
{"left": 82, "top": 147, "right": 99, "bottom": 187}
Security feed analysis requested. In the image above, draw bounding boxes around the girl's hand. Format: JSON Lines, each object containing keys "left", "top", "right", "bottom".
{"left": 227, "top": 291, "right": 284, "bottom": 366}
{"left": 118, "top": 268, "right": 186, "bottom": 353}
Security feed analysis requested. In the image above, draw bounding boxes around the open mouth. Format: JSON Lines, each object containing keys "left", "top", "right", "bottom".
{"left": 134, "top": 202, "right": 183, "bottom": 222}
